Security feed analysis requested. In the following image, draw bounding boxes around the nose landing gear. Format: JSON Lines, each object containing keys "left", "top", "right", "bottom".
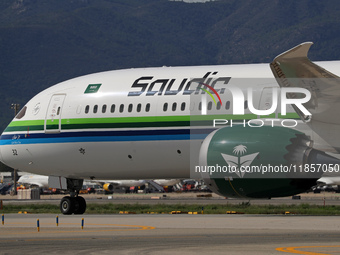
{"left": 59, "top": 178, "right": 86, "bottom": 215}
{"left": 60, "top": 196, "right": 86, "bottom": 215}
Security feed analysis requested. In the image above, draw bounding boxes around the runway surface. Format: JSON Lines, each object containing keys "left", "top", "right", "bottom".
{"left": 1, "top": 214, "right": 340, "bottom": 255}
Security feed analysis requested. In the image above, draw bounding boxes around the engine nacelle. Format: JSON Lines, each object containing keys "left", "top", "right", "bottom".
{"left": 199, "top": 125, "right": 338, "bottom": 199}
{"left": 103, "top": 183, "right": 114, "bottom": 192}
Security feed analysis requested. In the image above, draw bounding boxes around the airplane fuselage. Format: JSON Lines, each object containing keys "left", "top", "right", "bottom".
{"left": 1, "top": 61, "right": 340, "bottom": 181}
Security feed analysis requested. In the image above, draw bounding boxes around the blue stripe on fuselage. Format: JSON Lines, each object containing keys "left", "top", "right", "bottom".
{"left": 0, "top": 128, "right": 215, "bottom": 145}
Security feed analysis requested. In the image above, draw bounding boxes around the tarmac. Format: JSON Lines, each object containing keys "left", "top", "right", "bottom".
{"left": 1, "top": 214, "right": 340, "bottom": 254}
{"left": 0, "top": 192, "right": 340, "bottom": 254}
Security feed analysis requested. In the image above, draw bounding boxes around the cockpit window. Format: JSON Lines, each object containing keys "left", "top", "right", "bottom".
{"left": 15, "top": 106, "right": 27, "bottom": 119}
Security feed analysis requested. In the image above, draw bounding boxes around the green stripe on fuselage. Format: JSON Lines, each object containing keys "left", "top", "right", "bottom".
{"left": 3, "top": 113, "right": 300, "bottom": 133}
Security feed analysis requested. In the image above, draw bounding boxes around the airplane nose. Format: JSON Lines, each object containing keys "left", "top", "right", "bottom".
{"left": 0, "top": 141, "right": 4, "bottom": 163}
{"left": 0, "top": 134, "right": 6, "bottom": 165}
{"left": 0, "top": 144, "right": 4, "bottom": 165}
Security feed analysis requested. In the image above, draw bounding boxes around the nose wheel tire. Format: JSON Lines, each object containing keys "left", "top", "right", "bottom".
{"left": 60, "top": 196, "right": 74, "bottom": 215}
{"left": 60, "top": 196, "right": 86, "bottom": 215}
{"left": 74, "top": 196, "right": 86, "bottom": 214}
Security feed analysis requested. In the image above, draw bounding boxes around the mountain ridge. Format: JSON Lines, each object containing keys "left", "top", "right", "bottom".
{"left": 1, "top": 0, "right": 340, "bottom": 131}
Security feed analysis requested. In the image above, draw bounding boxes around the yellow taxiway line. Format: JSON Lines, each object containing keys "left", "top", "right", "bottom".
{"left": 277, "top": 245, "right": 340, "bottom": 255}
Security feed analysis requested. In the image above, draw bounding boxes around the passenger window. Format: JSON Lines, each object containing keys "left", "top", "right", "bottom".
{"left": 172, "top": 102, "right": 177, "bottom": 111}
{"left": 111, "top": 104, "right": 115, "bottom": 113}
{"left": 128, "top": 104, "right": 133, "bottom": 113}
{"left": 85, "top": 105, "right": 90, "bottom": 114}
{"left": 208, "top": 101, "right": 212, "bottom": 110}
{"left": 216, "top": 102, "right": 221, "bottom": 110}
{"left": 225, "top": 101, "right": 230, "bottom": 110}
{"left": 137, "top": 103, "right": 141, "bottom": 112}
{"left": 145, "top": 103, "right": 150, "bottom": 112}
{"left": 181, "top": 102, "right": 185, "bottom": 111}
{"left": 163, "top": 103, "right": 168, "bottom": 112}
{"left": 93, "top": 105, "right": 98, "bottom": 113}
{"left": 102, "top": 104, "right": 107, "bottom": 113}
{"left": 119, "top": 104, "right": 124, "bottom": 113}
{"left": 198, "top": 102, "right": 202, "bottom": 111}
{"left": 57, "top": 107, "right": 61, "bottom": 115}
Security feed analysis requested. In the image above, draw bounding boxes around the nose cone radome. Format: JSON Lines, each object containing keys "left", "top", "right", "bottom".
{"left": 0, "top": 136, "right": 5, "bottom": 165}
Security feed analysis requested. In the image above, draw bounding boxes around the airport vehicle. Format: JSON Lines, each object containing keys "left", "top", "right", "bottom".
{"left": 93, "top": 180, "right": 146, "bottom": 192}
{"left": 91, "top": 179, "right": 180, "bottom": 193}
{"left": 1, "top": 42, "right": 340, "bottom": 214}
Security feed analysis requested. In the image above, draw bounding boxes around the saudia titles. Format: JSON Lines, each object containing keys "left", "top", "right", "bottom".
{"left": 127, "top": 71, "right": 311, "bottom": 127}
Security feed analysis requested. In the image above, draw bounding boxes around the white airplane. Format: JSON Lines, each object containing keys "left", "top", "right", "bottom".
{"left": 16, "top": 173, "right": 174, "bottom": 192}
{"left": 317, "top": 177, "right": 340, "bottom": 186}
{"left": 17, "top": 174, "right": 49, "bottom": 188}
{"left": 17, "top": 174, "right": 145, "bottom": 191}
{"left": 1, "top": 42, "right": 340, "bottom": 214}
{"left": 153, "top": 179, "right": 181, "bottom": 186}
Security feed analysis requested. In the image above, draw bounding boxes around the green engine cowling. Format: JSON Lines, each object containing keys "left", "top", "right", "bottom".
{"left": 199, "top": 125, "right": 323, "bottom": 199}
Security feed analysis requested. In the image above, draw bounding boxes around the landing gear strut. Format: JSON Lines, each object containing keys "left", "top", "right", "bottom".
{"left": 59, "top": 178, "right": 86, "bottom": 215}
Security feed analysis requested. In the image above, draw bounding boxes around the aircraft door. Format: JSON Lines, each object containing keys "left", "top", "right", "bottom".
{"left": 44, "top": 94, "right": 66, "bottom": 133}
